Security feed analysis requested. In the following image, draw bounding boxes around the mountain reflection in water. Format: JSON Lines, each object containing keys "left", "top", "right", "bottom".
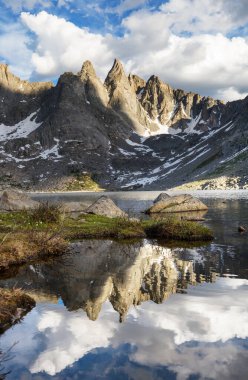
{"left": 1, "top": 240, "right": 219, "bottom": 323}
{"left": 1, "top": 195, "right": 248, "bottom": 380}
{"left": 0, "top": 240, "right": 247, "bottom": 380}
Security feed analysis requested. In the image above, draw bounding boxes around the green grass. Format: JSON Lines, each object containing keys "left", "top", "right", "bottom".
{"left": 144, "top": 217, "right": 213, "bottom": 241}
{"left": 0, "top": 210, "right": 213, "bottom": 241}
{"left": 65, "top": 173, "right": 103, "bottom": 191}
{"left": 0, "top": 209, "right": 213, "bottom": 272}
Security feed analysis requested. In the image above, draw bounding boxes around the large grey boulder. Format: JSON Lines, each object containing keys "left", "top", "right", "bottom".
{"left": 146, "top": 194, "right": 208, "bottom": 214}
{"left": 85, "top": 196, "right": 128, "bottom": 218}
{"left": 153, "top": 193, "right": 170, "bottom": 203}
{"left": 0, "top": 190, "right": 39, "bottom": 211}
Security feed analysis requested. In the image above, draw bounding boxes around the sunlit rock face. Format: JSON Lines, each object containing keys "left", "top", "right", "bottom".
{"left": 104, "top": 59, "right": 158, "bottom": 135}
{"left": 0, "top": 240, "right": 217, "bottom": 322}
{"left": 0, "top": 59, "right": 248, "bottom": 190}
{"left": 140, "top": 75, "right": 224, "bottom": 134}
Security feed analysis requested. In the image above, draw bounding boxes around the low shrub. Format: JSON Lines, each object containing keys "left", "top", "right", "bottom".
{"left": 145, "top": 217, "right": 213, "bottom": 241}
{"left": 25, "top": 202, "right": 64, "bottom": 224}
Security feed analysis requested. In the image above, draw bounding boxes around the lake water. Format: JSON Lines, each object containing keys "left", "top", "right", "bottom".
{"left": 0, "top": 191, "right": 248, "bottom": 380}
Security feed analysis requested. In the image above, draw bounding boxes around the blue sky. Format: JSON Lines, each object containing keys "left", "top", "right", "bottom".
{"left": 0, "top": 1, "right": 165, "bottom": 34}
{"left": 1, "top": 0, "right": 248, "bottom": 101}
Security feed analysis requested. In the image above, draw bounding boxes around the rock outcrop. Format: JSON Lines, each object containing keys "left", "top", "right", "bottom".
{"left": 85, "top": 195, "right": 128, "bottom": 218}
{"left": 146, "top": 194, "right": 208, "bottom": 213}
{"left": 0, "top": 63, "right": 53, "bottom": 126}
{"left": 139, "top": 74, "right": 224, "bottom": 133}
{"left": 0, "top": 190, "right": 39, "bottom": 211}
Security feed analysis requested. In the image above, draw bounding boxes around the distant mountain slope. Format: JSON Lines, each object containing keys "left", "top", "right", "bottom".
{"left": 0, "top": 59, "right": 247, "bottom": 190}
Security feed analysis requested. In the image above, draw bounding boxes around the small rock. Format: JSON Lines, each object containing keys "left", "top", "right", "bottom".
{"left": 238, "top": 226, "right": 246, "bottom": 233}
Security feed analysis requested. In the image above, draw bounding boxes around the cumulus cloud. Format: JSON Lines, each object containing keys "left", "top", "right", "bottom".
{"left": 30, "top": 306, "right": 116, "bottom": 375}
{"left": 21, "top": 11, "right": 113, "bottom": 79}
{"left": 160, "top": 0, "right": 248, "bottom": 35}
{"left": 17, "top": 9, "right": 248, "bottom": 101}
{"left": 1, "top": 0, "right": 248, "bottom": 100}
{"left": 0, "top": 21, "right": 33, "bottom": 78}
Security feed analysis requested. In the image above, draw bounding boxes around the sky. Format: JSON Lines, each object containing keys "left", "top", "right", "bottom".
{"left": 0, "top": 0, "right": 248, "bottom": 101}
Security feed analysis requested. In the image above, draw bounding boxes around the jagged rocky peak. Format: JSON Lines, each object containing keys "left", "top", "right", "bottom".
{"left": 141, "top": 74, "right": 175, "bottom": 123}
{"left": 78, "top": 60, "right": 109, "bottom": 106}
{"left": 0, "top": 63, "right": 9, "bottom": 82}
{"left": 104, "top": 58, "right": 159, "bottom": 135}
{"left": 105, "top": 58, "right": 126, "bottom": 87}
{"left": 128, "top": 74, "right": 146, "bottom": 94}
{"left": 79, "top": 60, "right": 97, "bottom": 79}
{"left": 0, "top": 63, "right": 53, "bottom": 94}
{"left": 0, "top": 63, "right": 53, "bottom": 126}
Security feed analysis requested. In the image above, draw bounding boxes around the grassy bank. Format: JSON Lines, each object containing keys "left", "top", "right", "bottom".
{"left": 0, "top": 204, "right": 213, "bottom": 271}
{"left": 0, "top": 231, "right": 68, "bottom": 272}
{"left": 0, "top": 288, "right": 35, "bottom": 333}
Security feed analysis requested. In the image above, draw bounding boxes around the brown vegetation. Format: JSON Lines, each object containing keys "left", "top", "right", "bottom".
{"left": 0, "top": 230, "right": 68, "bottom": 272}
{"left": 0, "top": 288, "right": 35, "bottom": 333}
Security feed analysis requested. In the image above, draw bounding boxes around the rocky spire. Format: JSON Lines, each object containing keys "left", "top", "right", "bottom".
{"left": 77, "top": 60, "right": 109, "bottom": 107}
{"left": 104, "top": 58, "right": 159, "bottom": 135}
{"left": 79, "top": 60, "right": 97, "bottom": 80}
{"left": 104, "top": 58, "right": 126, "bottom": 87}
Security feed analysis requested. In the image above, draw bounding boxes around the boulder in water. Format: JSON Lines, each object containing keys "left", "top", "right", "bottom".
{"left": 146, "top": 194, "right": 208, "bottom": 214}
{"left": 0, "top": 190, "right": 39, "bottom": 211}
{"left": 85, "top": 196, "right": 128, "bottom": 218}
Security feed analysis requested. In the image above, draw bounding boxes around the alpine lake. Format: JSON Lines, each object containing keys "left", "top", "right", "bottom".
{"left": 0, "top": 190, "right": 248, "bottom": 380}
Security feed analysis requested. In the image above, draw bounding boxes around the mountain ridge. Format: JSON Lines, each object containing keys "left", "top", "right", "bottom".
{"left": 0, "top": 59, "right": 247, "bottom": 190}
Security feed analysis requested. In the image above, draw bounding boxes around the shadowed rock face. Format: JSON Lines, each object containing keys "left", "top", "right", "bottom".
{"left": 0, "top": 59, "right": 247, "bottom": 190}
{"left": 0, "top": 240, "right": 217, "bottom": 322}
{"left": 0, "top": 64, "right": 53, "bottom": 126}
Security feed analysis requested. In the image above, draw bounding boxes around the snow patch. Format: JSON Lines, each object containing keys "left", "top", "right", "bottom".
{"left": 184, "top": 112, "right": 202, "bottom": 134}
{"left": 0, "top": 111, "right": 41, "bottom": 142}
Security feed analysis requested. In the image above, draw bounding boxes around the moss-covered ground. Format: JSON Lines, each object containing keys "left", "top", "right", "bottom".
{"left": 0, "top": 206, "right": 213, "bottom": 272}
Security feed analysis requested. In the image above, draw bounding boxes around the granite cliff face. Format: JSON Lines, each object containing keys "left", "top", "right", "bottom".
{"left": 0, "top": 59, "right": 247, "bottom": 190}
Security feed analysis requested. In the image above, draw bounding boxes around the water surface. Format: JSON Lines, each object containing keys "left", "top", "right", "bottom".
{"left": 0, "top": 192, "right": 248, "bottom": 380}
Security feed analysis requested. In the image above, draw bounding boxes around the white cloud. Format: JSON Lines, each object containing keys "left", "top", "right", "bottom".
{"left": 1, "top": 277, "right": 247, "bottom": 379}
{"left": 1, "top": 0, "right": 248, "bottom": 101}
{"left": 21, "top": 11, "right": 113, "bottom": 78}
{"left": 110, "top": 0, "right": 148, "bottom": 14}
{"left": 2, "top": 0, "right": 52, "bottom": 13}
{"left": 0, "top": 21, "right": 33, "bottom": 78}
{"left": 30, "top": 305, "right": 116, "bottom": 375}
{"left": 216, "top": 87, "right": 248, "bottom": 102}
{"left": 160, "top": 0, "right": 248, "bottom": 35}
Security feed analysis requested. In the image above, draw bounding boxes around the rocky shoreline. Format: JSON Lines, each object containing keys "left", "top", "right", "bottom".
{"left": 172, "top": 175, "right": 248, "bottom": 191}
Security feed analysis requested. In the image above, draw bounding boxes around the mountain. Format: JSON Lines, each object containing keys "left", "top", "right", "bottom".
{"left": 0, "top": 59, "right": 247, "bottom": 190}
